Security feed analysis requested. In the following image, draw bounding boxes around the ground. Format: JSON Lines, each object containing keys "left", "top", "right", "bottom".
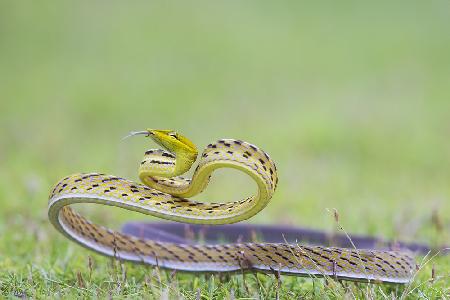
{"left": 0, "top": 1, "right": 449, "bottom": 298}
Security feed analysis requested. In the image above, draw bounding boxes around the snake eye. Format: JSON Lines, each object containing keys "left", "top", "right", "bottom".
{"left": 168, "top": 132, "right": 178, "bottom": 140}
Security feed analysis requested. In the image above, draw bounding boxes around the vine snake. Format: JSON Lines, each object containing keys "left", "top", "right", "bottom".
{"left": 48, "top": 129, "right": 414, "bottom": 284}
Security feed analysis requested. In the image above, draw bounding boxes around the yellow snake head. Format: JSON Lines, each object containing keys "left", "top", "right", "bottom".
{"left": 125, "top": 129, "right": 198, "bottom": 176}
{"left": 146, "top": 129, "right": 198, "bottom": 158}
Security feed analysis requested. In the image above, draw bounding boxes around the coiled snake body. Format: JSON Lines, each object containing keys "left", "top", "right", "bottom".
{"left": 48, "top": 129, "right": 414, "bottom": 283}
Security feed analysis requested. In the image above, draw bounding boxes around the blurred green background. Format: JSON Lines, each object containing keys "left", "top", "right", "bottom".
{"left": 0, "top": 1, "right": 449, "bottom": 295}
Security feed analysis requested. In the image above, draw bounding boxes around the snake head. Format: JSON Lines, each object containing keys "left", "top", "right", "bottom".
{"left": 146, "top": 129, "right": 198, "bottom": 157}
{"left": 124, "top": 129, "right": 198, "bottom": 166}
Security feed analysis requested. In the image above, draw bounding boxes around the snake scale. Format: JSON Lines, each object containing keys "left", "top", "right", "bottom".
{"left": 48, "top": 129, "right": 414, "bottom": 283}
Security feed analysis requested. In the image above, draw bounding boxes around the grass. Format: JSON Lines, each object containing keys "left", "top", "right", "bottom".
{"left": 0, "top": 0, "right": 449, "bottom": 298}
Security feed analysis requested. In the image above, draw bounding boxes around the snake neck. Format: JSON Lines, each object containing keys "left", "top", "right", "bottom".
{"left": 138, "top": 147, "right": 197, "bottom": 186}
{"left": 173, "top": 149, "right": 197, "bottom": 177}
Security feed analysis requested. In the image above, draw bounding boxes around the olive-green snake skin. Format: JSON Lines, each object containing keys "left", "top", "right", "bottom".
{"left": 48, "top": 129, "right": 414, "bottom": 284}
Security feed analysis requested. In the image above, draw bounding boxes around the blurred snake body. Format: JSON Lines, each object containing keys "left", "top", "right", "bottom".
{"left": 48, "top": 129, "right": 414, "bottom": 284}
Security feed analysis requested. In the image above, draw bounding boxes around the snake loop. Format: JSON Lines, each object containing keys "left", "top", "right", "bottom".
{"left": 48, "top": 129, "right": 414, "bottom": 283}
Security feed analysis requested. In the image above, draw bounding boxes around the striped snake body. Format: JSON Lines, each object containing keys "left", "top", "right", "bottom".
{"left": 48, "top": 129, "right": 414, "bottom": 283}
